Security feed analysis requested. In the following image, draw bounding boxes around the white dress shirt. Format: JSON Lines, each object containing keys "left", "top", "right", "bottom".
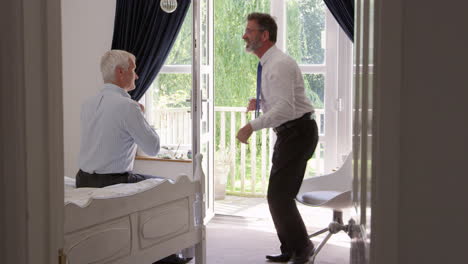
{"left": 78, "top": 83, "right": 160, "bottom": 174}
{"left": 250, "top": 45, "right": 314, "bottom": 131}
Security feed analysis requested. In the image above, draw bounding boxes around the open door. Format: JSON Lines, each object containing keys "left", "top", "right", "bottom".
{"left": 192, "top": 0, "right": 215, "bottom": 223}
{"left": 1, "top": 0, "right": 65, "bottom": 263}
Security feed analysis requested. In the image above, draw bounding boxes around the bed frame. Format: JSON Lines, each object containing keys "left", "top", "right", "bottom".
{"left": 63, "top": 154, "right": 206, "bottom": 264}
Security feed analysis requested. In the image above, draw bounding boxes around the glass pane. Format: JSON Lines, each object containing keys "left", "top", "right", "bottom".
{"left": 201, "top": 140, "right": 213, "bottom": 212}
{"left": 304, "top": 73, "right": 325, "bottom": 135}
{"left": 304, "top": 74, "right": 325, "bottom": 178}
{"left": 145, "top": 73, "right": 192, "bottom": 159}
{"left": 286, "top": 0, "right": 326, "bottom": 64}
{"left": 201, "top": 74, "right": 210, "bottom": 135}
{"left": 305, "top": 142, "right": 326, "bottom": 177}
{"left": 214, "top": 0, "right": 270, "bottom": 107}
{"left": 201, "top": 141, "right": 209, "bottom": 183}
{"left": 165, "top": 4, "right": 193, "bottom": 65}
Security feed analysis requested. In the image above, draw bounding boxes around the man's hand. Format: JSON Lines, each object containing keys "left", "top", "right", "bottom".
{"left": 246, "top": 98, "right": 257, "bottom": 112}
{"left": 138, "top": 103, "right": 145, "bottom": 113}
{"left": 236, "top": 123, "right": 253, "bottom": 144}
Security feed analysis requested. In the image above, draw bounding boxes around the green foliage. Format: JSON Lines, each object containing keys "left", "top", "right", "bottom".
{"left": 213, "top": 0, "right": 325, "bottom": 108}
{"left": 214, "top": 0, "right": 270, "bottom": 107}
{"left": 286, "top": 0, "right": 325, "bottom": 64}
{"left": 165, "top": 5, "right": 193, "bottom": 65}
{"left": 151, "top": 74, "right": 191, "bottom": 109}
{"left": 155, "top": 0, "right": 326, "bottom": 110}
{"left": 150, "top": 4, "right": 193, "bottom": 109}
{"left": 304, "top": 74, "right": 324, "bottom": 108}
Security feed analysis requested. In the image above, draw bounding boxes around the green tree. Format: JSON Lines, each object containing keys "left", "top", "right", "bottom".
{"left": 213, "top": 0, "right": 325, "bottom": 108}
{"left": 152, "top": 5, "right": 193, "bottom": 109}
{"left": 287, "top": 0, "right": 325, "bottom": 108}
{"left": 214, "top": 0, "right": 270, "bottom": 107}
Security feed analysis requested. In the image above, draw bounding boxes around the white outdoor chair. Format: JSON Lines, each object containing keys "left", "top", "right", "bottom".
{"left": 296, "top": 153, "right": 353, "bottom": 263}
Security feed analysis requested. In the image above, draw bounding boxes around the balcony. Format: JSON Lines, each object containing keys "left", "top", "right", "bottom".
{"left": 148, "top": 107, "right": 327, "bottom": 197}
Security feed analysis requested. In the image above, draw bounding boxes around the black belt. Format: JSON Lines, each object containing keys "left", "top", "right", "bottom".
{"left": 273, "top": 112, "right": 312, "bottom": 134}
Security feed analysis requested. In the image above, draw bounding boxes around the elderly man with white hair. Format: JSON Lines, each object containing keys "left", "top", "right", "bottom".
{"left": 76, "top": 50, "right": 191, "bottom": 264}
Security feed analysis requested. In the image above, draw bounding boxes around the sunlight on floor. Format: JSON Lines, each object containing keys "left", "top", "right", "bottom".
{"left": 215, "top": 195, "right": 352, "bottom": 249}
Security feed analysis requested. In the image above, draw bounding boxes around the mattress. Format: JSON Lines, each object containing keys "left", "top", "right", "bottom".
{"left": 64, "top": 176, "right": 167, "bottom": 208}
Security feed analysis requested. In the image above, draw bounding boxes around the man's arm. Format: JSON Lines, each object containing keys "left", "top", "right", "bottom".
{"left": 124, "top": 102, "right": 160, "bottom": 156}
{"left": 236, "top": 123, "right": 253, "bottom": 144}
{"left": 236, "top": 98, "right": 257, "bottom": 144}
{"left": 138, "top": 103, "right": 145, "bottom": 112}
{"left": 246, "top": 98, "right": 257, "bottom": 112}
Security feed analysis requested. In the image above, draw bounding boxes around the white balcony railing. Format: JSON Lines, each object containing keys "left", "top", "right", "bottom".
{"left": 150, "top": 107, "right": 326, "bottom": 197}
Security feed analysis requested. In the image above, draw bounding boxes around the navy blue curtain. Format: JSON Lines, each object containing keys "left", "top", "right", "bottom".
{"left": 323, "top": 0, "right": 354, "bottom": 42}
{"left": 111, "top": 0, "right": 191, "bottom": 100}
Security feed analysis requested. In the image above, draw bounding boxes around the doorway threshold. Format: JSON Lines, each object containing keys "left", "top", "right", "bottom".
{"left": 215, "top": 195, "right": 270, "bottom": 219}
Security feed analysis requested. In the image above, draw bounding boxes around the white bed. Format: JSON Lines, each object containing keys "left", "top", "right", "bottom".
{"left": 63, "top": 154, "right": 206, "bottom": 264}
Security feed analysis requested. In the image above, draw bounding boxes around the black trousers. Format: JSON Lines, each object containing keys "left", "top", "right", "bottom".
{"left": 268, "top": 118, "right": 319, "bottom": 254}
{"left": 76, "top": 170, "right": 163, "bottom": 188}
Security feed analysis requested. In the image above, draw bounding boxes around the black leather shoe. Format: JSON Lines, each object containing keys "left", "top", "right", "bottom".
{"left": 265, "top": 252, "right": 292, "bottom": 262}
{"left": 153, "top": 254, "right": 192, "bottom": 264}
{"left": 291, "top": 243, "right": 315, "bottom": 264}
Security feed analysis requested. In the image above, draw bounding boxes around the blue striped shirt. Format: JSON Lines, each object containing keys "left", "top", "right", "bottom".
{"left": 78, "top": 83, "right": 160, "bottom": 173}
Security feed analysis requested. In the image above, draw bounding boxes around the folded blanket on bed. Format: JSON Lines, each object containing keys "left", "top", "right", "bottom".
{"left": 64, "top": 176, "right": 166, "bottom": 208}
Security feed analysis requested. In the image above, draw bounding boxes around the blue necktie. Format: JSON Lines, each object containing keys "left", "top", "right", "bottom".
{"left": 256, "top": 62, "right": 262, "bottom": 118}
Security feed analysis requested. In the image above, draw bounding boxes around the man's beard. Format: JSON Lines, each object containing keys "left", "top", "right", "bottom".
{"left": 245, "top": 38, "right": 261, "bottom": 53}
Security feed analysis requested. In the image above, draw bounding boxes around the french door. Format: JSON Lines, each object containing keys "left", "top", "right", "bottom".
{"left": 192, "top": 0, "right": 215, "bottom": 222}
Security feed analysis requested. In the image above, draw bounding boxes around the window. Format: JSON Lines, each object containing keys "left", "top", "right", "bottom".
{"left": 141, "top": 0, "right": 353, "bottom": 177}
{"left": 140, "top": 4, "right": 193, "bottom": 159}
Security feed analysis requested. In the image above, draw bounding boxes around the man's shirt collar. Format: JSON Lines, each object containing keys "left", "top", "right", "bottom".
{"left": 103, "top": 83, "right": 131, "bottom": 98}
{"left": 260, "top": 45, "right": 278, "bottom": 67}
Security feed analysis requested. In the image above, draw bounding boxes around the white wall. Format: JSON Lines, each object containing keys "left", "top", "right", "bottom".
{"left": 62, "top": 0, "right": 116, "bottom": 177}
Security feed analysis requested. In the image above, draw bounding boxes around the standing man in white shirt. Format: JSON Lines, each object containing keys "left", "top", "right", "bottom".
{"left": 76, "top": 50, "right": 191, "bottom": 264}
{"left": 236, "top": 13, "right": 319, "bottom": 264}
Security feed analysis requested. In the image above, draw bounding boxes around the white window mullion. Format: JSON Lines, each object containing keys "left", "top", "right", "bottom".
{"left": 160, "top": 65, "right": 192, "bottom": 74}
{"left": 324, "top": 9, "right": 339, "bottom": 171}
{"left": 268, "top": 0, "right": 286, "bottom": 164}
{"left": 298, "top": 64, "right": 327, "bottom": 74}
{"left": 337, "top": 28, "right": 353, "bottom": 161}
{"left": 270, "top": 0, "right": 286, "bottom": 51}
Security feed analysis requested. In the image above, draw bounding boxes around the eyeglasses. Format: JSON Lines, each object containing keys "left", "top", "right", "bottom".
{"left": 244, "top": 28, "right": 265, "bottom": 35}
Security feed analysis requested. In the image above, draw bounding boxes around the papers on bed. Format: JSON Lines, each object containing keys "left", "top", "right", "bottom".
{"left": 64, "top": 176, "right": 167, "bottom": 208}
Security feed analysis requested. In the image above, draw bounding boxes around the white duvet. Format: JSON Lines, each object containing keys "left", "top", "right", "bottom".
{"left": 64, "top": 176, "right": 166, "bottom": 208}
